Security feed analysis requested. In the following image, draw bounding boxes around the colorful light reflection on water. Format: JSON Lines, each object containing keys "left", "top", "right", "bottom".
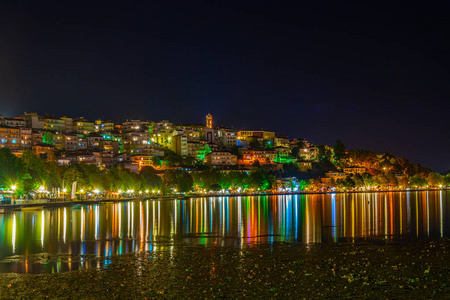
{"left": 0, "top": 191, "right": 449, "bottom": 273}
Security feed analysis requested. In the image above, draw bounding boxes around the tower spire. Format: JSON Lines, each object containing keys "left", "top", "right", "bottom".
{"left": 206, "top": 113, "right": 213, "bottom": 129}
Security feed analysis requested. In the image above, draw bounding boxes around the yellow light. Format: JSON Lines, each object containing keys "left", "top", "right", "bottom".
{"left": 80, "top": 189, "right": 84, "bottom": 193}
{"left": 39, "top": 186, "right": 45, "bottom": 191}
{"left": 11, "top": 185, "right": 16, "bottom": 191}
{"left": 118, "top": 190, "right": 122, "bottom": 193}
{"left": 145, "top": 190, "right": 149, "bottom": 193}
{"left": 63, "top": 188, "right": 67, "bottom": 193}
{"left": 94, "top": 189, "right": 99, "bottom": 194}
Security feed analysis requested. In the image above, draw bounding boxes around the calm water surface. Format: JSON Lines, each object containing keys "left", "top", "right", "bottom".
{"left": 0, "top": 191, "right": 449, "bottom": 273}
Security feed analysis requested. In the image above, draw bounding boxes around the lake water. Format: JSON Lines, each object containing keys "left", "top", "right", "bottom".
{"left": 0, "top": 191, "right": 449, "bottom": 273}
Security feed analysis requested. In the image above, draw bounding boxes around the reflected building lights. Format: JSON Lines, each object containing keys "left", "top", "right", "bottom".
{"left": 41, "top": 210, "right": 44, "bottom": 249}
{"left": 63, "top": 208, "right": 67, "bottom": 243}
{"left": 12, "top": 214, "right": 16, "bottom": 253}
{"left": 440, "top": 191, "right": 443, "bottom": 237}
{"left": 0, "top": 192, "right": 449, "bottom": 274}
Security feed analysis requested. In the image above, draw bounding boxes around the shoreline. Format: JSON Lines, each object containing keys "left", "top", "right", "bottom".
{"left": 1, "top": 188, "right": 447, "bottom": 211}
{"left": 1, "top": 238, "right": 449, "bottom": 298}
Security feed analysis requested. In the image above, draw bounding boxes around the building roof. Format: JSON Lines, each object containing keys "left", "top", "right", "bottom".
{"left": 88, "top": 133, "right": 103, "bottom": 138}
{"left": 42, "top": 115, "right": 62, "bottom": 120}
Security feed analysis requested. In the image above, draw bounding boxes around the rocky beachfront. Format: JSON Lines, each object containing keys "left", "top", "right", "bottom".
{"left": 1, "top": 238, "right": 449, "bottom": 299}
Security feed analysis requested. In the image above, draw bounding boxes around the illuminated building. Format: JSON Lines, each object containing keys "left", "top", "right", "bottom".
{"left": 237, "top": 130, "right": 275, "bottom": 146}
{"left": 63, "top": 134, "right": 78, "bottom": 150}
{"left": 299, "top": 146, "right": 319, "bottom": 161}
{"left": 121, "top": 119, "right": 151, "bottom": 132}
{"left": 291, "top": 138, "right": 310, "bottom": 148}
{"left": 132, "top": 155, "right": 154, "bottom": 171}
{"left": 171, "top": 133, "right": 187, "bottom": 157}
{"left": 298, "top": 161, "right": 313, "bottom": 172}
{"left": 94, "top": 151, "right": 116, "bottom": 169}
{"left": 184, "top": 130, "right": 200, "bottom": 142}
{"left": 124, "top": 131, "right": 151, "bottom": 154}
{"left": 21, "top": 113, "right": 44, "bottom": 129}
{"left": 60, "top": 117, "right": 73, "bottom": 132}
{"left": 99, "top": 140, "right": 119, "bottom": 154}
{"left": 101, "top": 133, "right": 124, "bottom": 153}
{"left": 206, "top": 113, "right": 213, "bottom": 129}
{"left": 77, "top": 136, "right": 87, "bottom": 151}
{"left": 274, "top": 135, "right": 290, "bottom": 148}
{"left": 19, "top": 128, "right": 32, "bottom": 149}
{"left": 276, "top": 177, "right": 300, "bottom": 192}
{"left": 42, "top": 115, "right": 65, "bottom": 132}
{"left": 58, "top": 152, "right": 96, "bottom": 165}
{"left": 0, "top": 125, "right": 20, "bottom": 150}
{"left": 273, "top": 146, "right": 294, "bottom": 163}
{"left": 215, "top": 127, "right": 237, "bottom": 149}
{"left": 95, "top": 120, "right": 115, "bottom": 132}
{"left": 0, "top": 115, "right": 26, "bottom": 128}
{"left": 321, "top": 171, "right": 347, "bottom": 184}
{"left": 87, "top": 133, "right": 104, "bottom": 151}
{"left": 73, "top": 118, "right": 95, "bottom": 134}
{"left": 241, "top": 149, "right": 276, "bottom": 165}
{"left": 343, "top": 167, "right": 367, "bottom": 175}
{"left": 31, "top": 144, "right": 55, "bottom": 161}
{"left": 205, "top": 151, "right": 237, "bottom": 167}
{"left": 187, "top": 141, "right": 210, "bottom": 161}
{"left": 153, "top": 120, "right": 175, "bottom": 132}
{"left": 179, "top": 123, "right": 206, "bottom": 132}
{"left": 204, "top": 128, "right": 215, "bottom": 143}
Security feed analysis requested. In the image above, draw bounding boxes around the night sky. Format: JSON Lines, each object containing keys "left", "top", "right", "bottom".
{"left": 1, "top": 2, "right": 449, "bottom": 171}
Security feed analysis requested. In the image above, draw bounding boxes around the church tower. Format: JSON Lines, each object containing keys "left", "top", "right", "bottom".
{"left": 206, "top": 113, "right": 213, "bottom": 129}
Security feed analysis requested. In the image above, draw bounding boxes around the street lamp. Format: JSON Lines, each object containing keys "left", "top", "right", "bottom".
{"left": 80, "top": 189, "right": 84, "bottom": 200}
{"left": 63, "top": 188, "right": 67, "bottom": 201}
{"left": 38, "top": 186, "right": 45, "bottom": 199}
{"left": 11, "top": 185, "right": 16, "bottom": 203}
{"left": 94, "top": 189, "right": 99, "bottom": 200}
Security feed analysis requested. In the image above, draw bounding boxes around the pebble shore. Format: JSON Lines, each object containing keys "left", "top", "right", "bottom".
{"left": 1, "top": 238, "right": 449, "bottom": 299}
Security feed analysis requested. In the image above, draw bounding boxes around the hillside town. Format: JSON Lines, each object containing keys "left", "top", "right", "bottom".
{"left": 0, "top": 112, "right": 446, "bottom": 199}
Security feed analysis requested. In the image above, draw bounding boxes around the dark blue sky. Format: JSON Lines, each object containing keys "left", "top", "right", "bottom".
{"left": 1, "top": 1, "right": 449, "bottom": 171}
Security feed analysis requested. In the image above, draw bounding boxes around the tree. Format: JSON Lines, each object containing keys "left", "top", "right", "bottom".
{"left": 362, "top": 173, "right": 375, "bottom": 187}
{"left": 230, "top": 146, "right": 243, "bottom": 160}
{"left": 252, "top": 160, "right": 261, "bottom": 168}
{"left": 249, "top": 169, "right": 276, "bottom": 190}
{"left": 152, "top": 156, "right": 161, "bottom": 167}
{"left": 263, "top": 139, "right": 272, "bottom": 149}
{"left": 291, "top": 147, "right": 300, "bottom": 158}
{"left": 139, "top": 166, "right": 162, "bottom": 190}
{"left": 21, "top": 150, "right": 49, "bottom": 192}
{"left": 163, "top": 150, "right": 184, "bottom": 166}
{"left": 63, "top": 166, "right": 88, "bottom": 192}
{"left": 333, "top": 140, "right": 346, "bottom": 162}
{"left": 249, "top": 138, "right": 262, "bottom": 149}
{"left": 353, "top": 173, "right": 364, "bottom": 187}
{"left": 343, "top": 175, "right": 355, "bottom": 189}
{"left": 162, "top": 169, "right": 193, "bottom": 193}
{"left": 426, "top": 172, "right": 444, "bottom": 187}
{"left": 0, "top": 148, "right": 27, "bottom": 193}
{"left": 385, "top": 171, "right": 398, "bottom": 187}
{"left": 176, "top": 170, "right": 194, "bottom": 192}
{"left": 316, "top": 145, "right": 326, "bottom": 161}
{"left": 409, "top": 174, "right": 427, "bottom": 187}
{"left": 211, "top": 184, "right": 222, "bottom": 191}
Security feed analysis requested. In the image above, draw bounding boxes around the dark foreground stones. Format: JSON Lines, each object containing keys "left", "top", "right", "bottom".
{"left": 1, "top": 238, "right": 449, "bottom": 299}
